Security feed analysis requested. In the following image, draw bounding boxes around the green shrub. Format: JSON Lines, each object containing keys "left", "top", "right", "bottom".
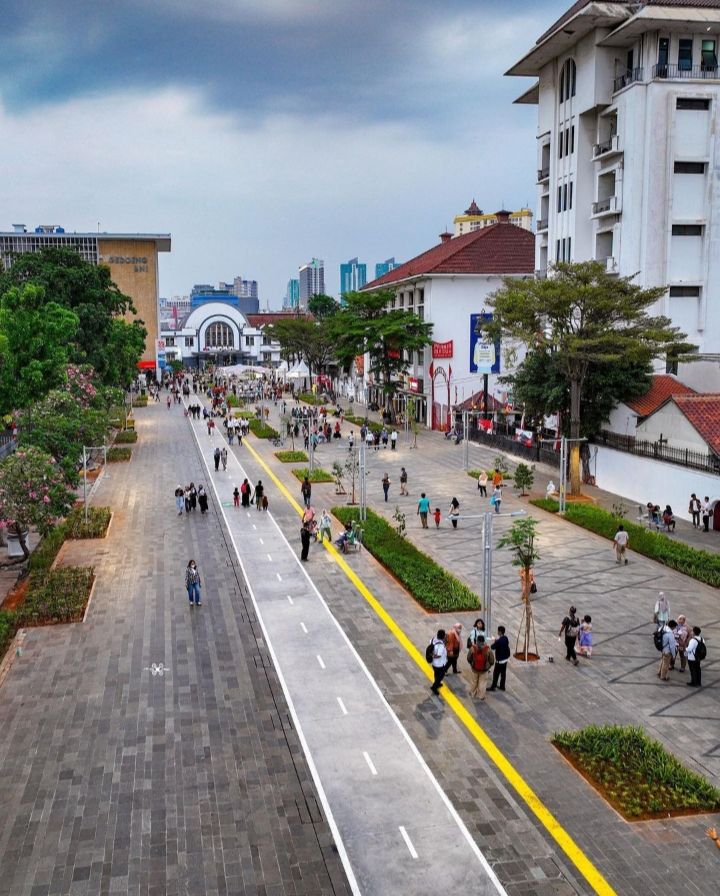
{"left": 235, "top": 410, "right": 254, "bottom": 420}
{"left": 344, "top": 414, "right": 383, "bottom": 435}
{"left": 552, "top": 725, "right": 720, "bottom": 819}
{"left": 114, "top": 430, "right": 137, "bottom": 444}
{"left": 0, "top": 610, "right": 17, "bottom": 659}
{"left": 65, "top": 506, "right": 112, "bottom": 539}
{"left": 332, "top": 507, "right": 479, "bottom": 612}
{"left": 248, "top": 419, "right": 279, "bottom": 439}
{"left": 530, "top": 497, "right": 720, "bottom": 586}
{"left": 28, "top": 524, "right": 68, "bottom": 573}
{"left": 131, "top": 396, "right": 148, "bottom": 407}
{"left": 275, "top": 450, "right": 308, "bottom": 463}
{"left": 107, "top": 446, "right": 132, "bottom": 462}
{"left": 292, "top": 467, "right": 334, "bottom": 483}
{"left": 298, "top": 392, "right": 326, "bottom": 406}
{"left": 19, "top": 566, "right": 95, "bottom": 626}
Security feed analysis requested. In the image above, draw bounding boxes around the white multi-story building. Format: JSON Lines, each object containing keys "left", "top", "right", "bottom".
{"left": 298, "top": 258, "right": 325, "bottom": 307}
{"left": 507, "top": 0, "right": 720, "bottom": 390}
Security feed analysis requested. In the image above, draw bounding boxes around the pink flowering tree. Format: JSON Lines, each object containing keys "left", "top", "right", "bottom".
{"left": 63, "top": 364, "right": 98, "bottom": 408}
{"left": 0, "top": 446, "right": 75, "bottom": 560}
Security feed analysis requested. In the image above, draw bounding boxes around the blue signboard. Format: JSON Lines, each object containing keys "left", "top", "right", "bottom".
{"left": 469, "top": 313, "right": 500, "bottom": 374}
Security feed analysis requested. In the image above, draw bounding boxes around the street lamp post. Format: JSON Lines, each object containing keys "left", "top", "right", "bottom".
{"left": 480, "top": 508, "right": 526, "bottom": 638}
{"left": 558, "top": 435, "right": 587, "bottom": 515}
{"left": 462, "top": 409, "right": 470, "bottom": 471}
{"left": 358, "top": 439, "right": 367, "bottom": 521}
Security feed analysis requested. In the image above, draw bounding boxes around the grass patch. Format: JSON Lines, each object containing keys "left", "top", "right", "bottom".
{"left": 28, "top": 524, "right": 68, "bottom": 573}
{"left": 248, "top": 419, "right": 279, "bottom": 439}
{"left": 234, "top": 410, "right": 254, "bottom": 420}
{"left": 292, "top": 467, "right": 334, "bottom": 483}
{"left": 0, "top": 610, "right": 17, "bottom": 659}
{"left": 344, "top": 414, "right": 383, "bottom": 435}
{"left": 467, "top": 468, "right": 494, "bottom": 480}
{"left": 131, "top": 396, "right": 148, "bottom": 407}
{"left": 552, "top": 725, "right": 720, "bottom": 819}
{"left": 332, "top": 506, "right": 480, "bottom": 612}
{"left": 114, "top": 430, "right": 137, "bottom": 444}
{"left": 19, "top": 567, "right": 95, "bottom": 626}
{"left": 530, "top": 498, "right": 720, "bottom": 587}
{"left": 298, "top": 392, "right": 326, "bottom": 406}
{"left": 107, "top": 447, "right": 132, "bottom": 462}
{"left": 275, "top": 450, "right": 308, "bottom": 463}
{"left": 65, "top": 507, "right": 112, "bottom": 539}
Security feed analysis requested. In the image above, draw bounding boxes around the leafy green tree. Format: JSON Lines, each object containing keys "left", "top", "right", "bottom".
{"left": 0, "top": 247, "right": 143, "bottom": 385}
{"left": 105, "top": 318, "right": 148, "bottom": 387}
{"left": 0, "top": 284, "right": 79, "bottom": 413}
{"left": 486, "top": 262, "right": 693, "bottom": 494}
{"left": 0, "top": 446, "right": 75, "bottom": 559}
{"left": 513, "top": 463, "right": 535, "bottom": 496}
{"left": 330, "top": 289, "right": 433, "bottom": 413}
{"left": 498, "top": 517, "right": 541, "bottom": 660}
{"left": 307, "top": 294, "right": 339, "bottom": 320}
{"left": 267, "top": 318, "right": 334, "bottom": 379}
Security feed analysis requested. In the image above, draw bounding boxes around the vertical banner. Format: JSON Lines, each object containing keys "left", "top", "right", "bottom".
{"left": 469, "top": 313, "right": 500, "bottom": 374}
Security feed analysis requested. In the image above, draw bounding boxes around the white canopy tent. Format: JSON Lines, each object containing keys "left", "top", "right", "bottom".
{"left": 217, "top": 363, "right": 272, "bottom": 377}
{"left": 287, "top": 360, "right": 310, "bottom": 380}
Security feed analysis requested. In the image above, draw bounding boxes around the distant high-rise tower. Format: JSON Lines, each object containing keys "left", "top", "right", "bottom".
{"left": 284, "top": 278, "right": 300, "bottom": 309}
{"left": 339, "top": 257, "right": 367, "bottom": 297}
{"left": 374, "top": 257, "right": 400, "bottom": 280}
{"left": 298, "top": 258, "right": 325, "bottom": 307}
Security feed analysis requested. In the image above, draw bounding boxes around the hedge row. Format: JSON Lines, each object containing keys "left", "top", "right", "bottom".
{"left": 344, "top": 415, "right": 383, "bottom": 435}
{"left": 114, "top": 430, "right": 137, "bottom": 444}
{"left": 530, "top": 498, "right": 720, "bottom": 587}
{"left": 292, "top": 467, "right": 334, "bottom": 483}
{"left": 65, "top": 507, "right": 112, "bottom": 539}
{"left": 275, "top": 450, "right": 308, "bottom": 463}
{"left": 248, "top": 419, "right": 279, "bottom": 439}
{"left": 107, "top": 447, "right": 132, "bottom": 462}
{"left": 298, "top": 392, "right": 326, "bottom": 406}
{"left": 332, "top": 506, "right": 480, "bottom": 612}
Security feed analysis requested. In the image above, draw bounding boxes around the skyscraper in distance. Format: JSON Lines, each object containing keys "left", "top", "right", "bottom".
{"left": 284, "top": 278, "right": 300, "bottom": 309}
{"left": 374, "top": 257, "right": 400, "bottom": 279}
{"left": 298, "top": 258, "right": 325, "bottom": 307}
{"left": 340, "top": 257, "right": 367, "bottom": 298}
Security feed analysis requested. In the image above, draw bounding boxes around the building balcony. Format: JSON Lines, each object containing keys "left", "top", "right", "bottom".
{"left": 652, "top": 63, "right": 719, "bottom": 81}
{"left": 537, "top": 218, "right": 548, "bottom": 232}
{"left": 537, "top": 166, "right": 550, "bottom": 183}
{"left": 593, "top": 134, "right": 621, "bottom": 160}
{"left": 613, "top": 67, "right": 643, "bottom": 93}
{"left": 592, "top": 195, "right": 621, "bottom": 217}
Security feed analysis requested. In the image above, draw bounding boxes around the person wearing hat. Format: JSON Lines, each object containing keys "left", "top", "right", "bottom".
{"left": 558, "top": 606, "right": 581, "bottom": 665}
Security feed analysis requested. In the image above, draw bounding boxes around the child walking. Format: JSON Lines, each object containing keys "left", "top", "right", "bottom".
{"left": 233, "top": 486, "right": 240, "bottom": 507}
{"left": 578, "top": 615, "right": 593, "bottom": 658}
{"left": 433, "top": 507, "right": 442, "bottom": 529}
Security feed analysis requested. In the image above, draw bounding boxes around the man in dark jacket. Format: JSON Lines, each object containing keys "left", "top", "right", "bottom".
{"left": 300, "top": 523, "right": 311, "bottom": 562}
{"left": 488, "top": 625, "right": 511, "bottom": 692}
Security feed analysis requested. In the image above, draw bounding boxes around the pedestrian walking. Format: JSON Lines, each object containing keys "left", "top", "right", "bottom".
{"left": 391, "top": 429, "right": 398, "bottom": 450}
{"left": 558, "top": 606, "right": 580, "bottom": 665}
{"left": 491, "top": 484, "right": 502, "bottom": 514}
{"left": 492, "top": 468, "right": 503, "bottom": 489}
{"left": 233, "top": 486, "right": 240, "bottom": 507}
{"left": 185, "top": 559, "right": 202, "bottom": 607}
{"left": 417, "top": 493, "right": 430, "bottom": 528}
{"left": 301, "top": 476, "right": 312, "bottom": 508}
{"left": 477, "top": 470, "right": 488, "bottom": 496}
{"left": 430, "top": 630, "right": 447, "bottom": 694}
{"left": 318, "top": 509, "right": 332, "bottom": 543}
{"left": 488, "top": 626, "right": 510, "bottom": 692}
{"left": 689, "top": 493, "right": 701, "bottom": 528}
{"left": 658, "top": 620, "right": 677, "bottom": 681}
{"left": 444, "top": 623, "right": 462, "bottom": 674}
{"left": 254, "top": 480, "right": 264, "bottom": 511}
{"left": 348, "top": 431, "right": 354, "bottom": 451}
{"left": 399, "top": 467, "right": 409, "bottom": 495}
{"left": 184, "top": 485, "right": 192, "bottom": 513}
{"left": 197, "top": 485, "right": 208, "bottom": 514}
{"left": 671, "top": 614, "right": 690, "bottom": 671}
{"left": 381, "top": 427, "right": 388, "bottom": 448}
{"left": 702, "top": 496, "right": 711, "bottom": 532}
{"left": 175, "top": 486, "right": 184, "bottom": 516}
{"left": 448, "top": 497, "right": 460, "bottom": 529}
{"left": 654, "top": 592, "right": 670, "bottom": 625}
{"left": 300, "top": 523, "right": 311, "bottom": 561}
{"left": 381, "top": 472, "right": 390, "bottom": 502}
{"left": 468, "top": 635, "right": 493, "bottom": 700}
{"left": 613, "top": 524, "right": 629, "bottom": 564}
{"left": 214, "top": 447, "right": 221, "bottom": 471}
{"left": 578, "top": 615, "right": 593, "bottom": 658}
{"left": 241, "top": 478, "right": 251, "bottom": 507}
{"left": 433, "top": 507, "right": 442, "bottom": 528}
{"left": 167, "top": 395, "right": 171, "bottom": 409}
{"left": 686, "top": 626, "right": 705, "bottom": 687}
{"left": 221, "top": 447, "right": 228, "bottom": 471}
{"left": 208, "top": 418, "right": 215, "bottom": 437}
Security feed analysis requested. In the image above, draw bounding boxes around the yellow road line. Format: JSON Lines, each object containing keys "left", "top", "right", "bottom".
{"left": 243, "top": 438, "right": 617, "bottom": 896}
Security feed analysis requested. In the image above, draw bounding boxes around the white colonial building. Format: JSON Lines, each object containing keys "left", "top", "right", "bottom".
{"left": 361, "top": 213, "right": 535, "bottom": 430}
{"left": 507, "top": 0, "right": 720, "bottom": 391}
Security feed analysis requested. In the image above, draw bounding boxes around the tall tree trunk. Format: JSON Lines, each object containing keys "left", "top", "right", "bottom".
{"left": 569, "top": 378, "right": 582, "bottom": 496}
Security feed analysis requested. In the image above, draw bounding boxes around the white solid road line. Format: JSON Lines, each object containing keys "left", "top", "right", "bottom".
{"left": 259, "top": 537, "right": 264, "bottom": 544}
{"left": 337, "top": 697, "right": 348, "bottom": 716}
{"left": 286, "top": 595, "right": 294, "bottom": 605}
{"left": 300, "top": 622, "right": 308, "bottom": 634}
{"left": 276, "top": 572, "right": 282, "bottom": 582}
{"left": 267, "top": 553, "right": 273, "bottom": 561}
{"left": 399, "top": 826, "right": 418, "bottom": 859}
{"left": 316, "top": 654, "right": 326, "bottom": 670}
{"left": 362, "top": 751, "right": 378, "bottom": 776}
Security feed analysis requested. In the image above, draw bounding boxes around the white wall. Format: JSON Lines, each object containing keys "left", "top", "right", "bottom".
{"left": 635, "top": 401, "right": 706, "bottom": 452}
{"left": 593, "top": 444, "right": 720, "bottom": 524}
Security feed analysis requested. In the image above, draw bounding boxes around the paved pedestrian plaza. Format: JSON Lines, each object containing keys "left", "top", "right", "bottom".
{"left": 0, "top": 398, "right": 717, "bottom": 895}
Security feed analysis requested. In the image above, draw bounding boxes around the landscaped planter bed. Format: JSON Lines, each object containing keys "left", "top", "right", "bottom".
{"left": 293, "top": 467, "right": 334, "bottom": 483}
{"left": 275, "top": 450, "right": 308, "bottom": 463}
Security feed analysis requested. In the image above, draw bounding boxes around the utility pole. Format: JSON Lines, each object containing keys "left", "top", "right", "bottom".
{"left": 481, "top": 509, "right": 526, "bottom": 638}
{"left": 463, "top": 410, "right": 469, "bottom": 471}
{"left": 358, "top": 440, "right": 367, "bottom": 521}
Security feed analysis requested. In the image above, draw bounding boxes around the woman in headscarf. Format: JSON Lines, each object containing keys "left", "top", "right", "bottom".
{"left": 654, "top": 592, "right": 670, "bottom": 625}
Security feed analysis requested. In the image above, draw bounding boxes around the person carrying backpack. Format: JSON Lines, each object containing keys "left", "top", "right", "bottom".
{"left": 558, "top": 606, "right": 581, "bottom": 665}
{"left": 427, "top": 630, "right": 447, "bottom": 695}
{"left": 468, "top": 634, "right": 494, "bottom": 700}
{"left": 686, "top": 626, "right": 705, "bottom": 687}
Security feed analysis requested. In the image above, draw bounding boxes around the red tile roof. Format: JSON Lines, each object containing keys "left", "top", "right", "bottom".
{"left": 626, "top": 374, "right": 695, "bottom": 417}
{"left": 672, "top": 394, "right": 720, "bottom": 456}
{"left": 455, "top": 391, "right": 503, "bottom": 412}
{"left": 363, "top": 221, "right": 535, "bottom": 290}
{"left": 246, "top": 312, "right": 312, "bottom": 328}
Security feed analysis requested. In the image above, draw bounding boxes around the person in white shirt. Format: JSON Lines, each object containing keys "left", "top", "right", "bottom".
{"left": 702, "top": 497, "right": 712, "bottom": 533}
{"left": 431, "top": 630, "right": 448, "bottom": 695}
{"left": 390, "top": 429, "right": 398, "bottom": 450}
{"left": 686, "top": 626, "right": 704, "bottom": 687}
{"left": 613, "top": 524, "right": 629, "bottom": 564}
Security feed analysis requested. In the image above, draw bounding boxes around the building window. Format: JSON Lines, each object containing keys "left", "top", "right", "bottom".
{"left": 658, "top": 36, "right": 669, "bottom": 71}
{"left": 245, "top": 335, "right": 255, "bottom": 347}
{"left": 701, "top": 38, "right": 717, "bottom": 71}
{"left": 669, "top": 286, "right": 700, "bottom": 297}
{"left": 672, "top": 224, "right": 703, "bottom": 236}
{"left": 666, "top": 357, "right": 679, "bottom": 375}
{"left": 568, "top": 181, "right": 573, "bottom": 210}
{"left": 562, "top": 183, "right": 568, "bottom": 211}
{"left": 556, "top": 239, "right": 561, "bottom": 262}
{"left": 206, "top": 322, "right": 233, "bottom": 348}
{"left": 566, "top": 237, "right": 572, "bottom": 261}
{"left": 557, "top": 186, "right": 563, "bottom": 213}
{"left": 674, "top": 161, "right": 705, "bottom": 174}
{"left": 678, "top": 38, "right": 693, "bottom": 71}
{"left": 165, "top": 337, "right": 175, "bottom": 347}
{"left": 677, "top": 97, "right": 710, "bottom": 110}
{"left": 559, "top": 59, "right": 576, "bottom": 103}
{"left": 570, "top": 126, "right": 575, "bottom": 154}
{"left": 186, "top": 336, "right": 194, "bottom": 347}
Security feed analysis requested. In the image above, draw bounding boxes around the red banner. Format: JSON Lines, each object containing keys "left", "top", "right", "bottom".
{"left": 432, "top": 340, "right": 453, "bottom": 359}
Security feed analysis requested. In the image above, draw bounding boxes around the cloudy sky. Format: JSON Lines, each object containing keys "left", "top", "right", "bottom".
{"left": 1, "top": 0, "right": 564, "bottom": 305}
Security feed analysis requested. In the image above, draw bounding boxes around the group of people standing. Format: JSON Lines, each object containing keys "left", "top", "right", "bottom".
{"left": 174, "top": 483, "right": 209, "bottom": 515}
{"left": 429, "top": 620, "right": 511, "bottom": 700}
{"left": 654, "top": 592, "right": 705, "bottom": 687}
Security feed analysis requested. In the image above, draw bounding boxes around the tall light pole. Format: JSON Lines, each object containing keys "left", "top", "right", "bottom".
{"left": 358, "top": 439, "right": 367, "bottom": 521}
{"left": 481, "top": 508, "right": 526, "bottom": 637}
{"left": 462, "top": 409, "right": 470, "bottom": 471}
{"left": 558, "top": 436, "right": 587, "bottom": 515}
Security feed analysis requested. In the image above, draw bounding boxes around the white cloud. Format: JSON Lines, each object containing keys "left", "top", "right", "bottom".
{"left": 0, "top": 83, "right": 537, "bottom": 303}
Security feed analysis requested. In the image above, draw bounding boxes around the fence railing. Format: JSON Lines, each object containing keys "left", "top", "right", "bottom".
{"left": 0, "top": 433, "right": 16, "bottom": 459}
{"left": 468, "top": 425, "right": 560, "bottom": 468}
{"left": 594, "top": 430, "right": 720, "bottom": 475}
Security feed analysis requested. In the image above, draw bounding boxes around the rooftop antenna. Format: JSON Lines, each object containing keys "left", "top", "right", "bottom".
{"left": 97, "top": 221, "right": 100, "bottom": 233}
